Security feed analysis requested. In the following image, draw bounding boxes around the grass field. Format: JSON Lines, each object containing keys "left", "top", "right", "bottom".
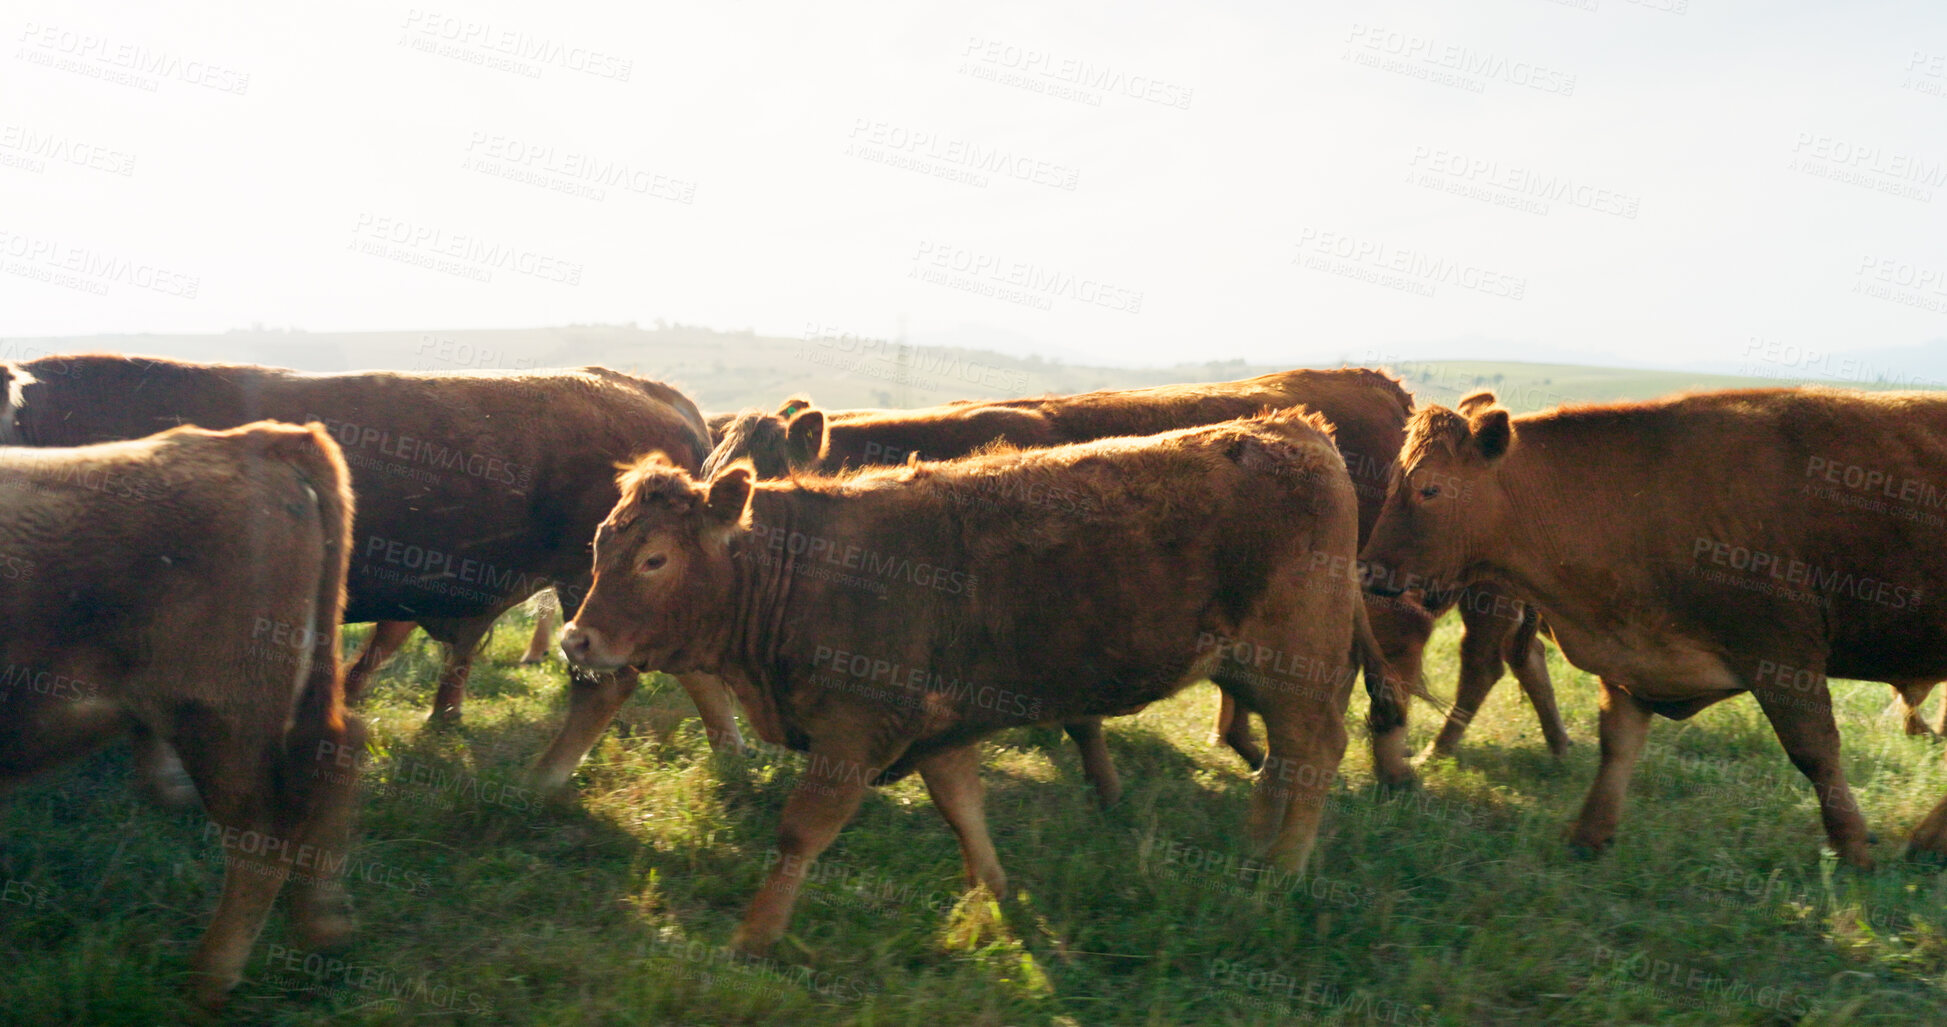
{"left": 8, "top": 611, "right": 1947, "bottom": 1025}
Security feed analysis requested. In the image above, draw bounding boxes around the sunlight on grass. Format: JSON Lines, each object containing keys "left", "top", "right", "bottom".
{"left": 8, "top": 610, "right": 1947, "bottom": 1023}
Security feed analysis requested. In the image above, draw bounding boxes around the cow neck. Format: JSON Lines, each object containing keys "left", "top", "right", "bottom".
{"left": 1491, "top": 420, "right": 1607, "bottom": 618}
{"left": 727, "top": 486, "right": 801, "bottom": 691}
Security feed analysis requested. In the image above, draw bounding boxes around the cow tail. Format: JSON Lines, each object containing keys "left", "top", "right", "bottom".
{"left": 1353, "top": 599, "right": 1445, "bottom": 728}
{"left": 1353, "top": 599, "right": 1407, "bottom": 734}
{"left": 258, "top": 423, "right": 364, "bottom": 819}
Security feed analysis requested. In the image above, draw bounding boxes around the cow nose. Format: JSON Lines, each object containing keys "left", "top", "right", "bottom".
{"left": 560, "top": 623, "right": 595, "bottom": 664}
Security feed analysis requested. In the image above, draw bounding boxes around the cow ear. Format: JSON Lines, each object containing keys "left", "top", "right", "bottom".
{"left": 776, "top": 394, "right": 814, "bottom": 418}
{"left": 784, "top": 409, "right": 828, "bottom": 467}
{"left": 1456, "top": 390, "right": 1499, "bottom": 416}
{"left": 703, "top": 464, "right": 755, "bottom": 527}
{"left": 1470, "top": 408, "right": 1513, "bottom": 462}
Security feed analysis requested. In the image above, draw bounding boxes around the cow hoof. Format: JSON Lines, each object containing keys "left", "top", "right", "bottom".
{"left": 188, "top": 973, "right": 236, "bottom": 1013}
{"left": 296, "top": 912, "right": 357, "bottom": 953}
{"left": 1375, "top": 772, "right": 1420, "bottom": 795}
{"left": 526, "top": 765, "right": 577, "bottom": 796}
{"left": 726, "top": 928, "right": 774, "bottom": 959}
{"left": 138, "top": 774, "right": 201, "bottom": 811}
{"left": 1902, "top": 845, "right": 1947, "bottom": 867}
{"left": 1566, "top": 838, "right": 1611, "bottom": 861}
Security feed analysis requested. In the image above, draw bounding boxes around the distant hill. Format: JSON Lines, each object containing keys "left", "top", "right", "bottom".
{"left": 2, "top": 323, "right": 1922, "bottom": 415}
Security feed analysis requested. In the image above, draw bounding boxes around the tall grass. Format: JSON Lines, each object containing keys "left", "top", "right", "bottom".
{"left": 4, "top": 614, "right": 1947, "bottom": 1025}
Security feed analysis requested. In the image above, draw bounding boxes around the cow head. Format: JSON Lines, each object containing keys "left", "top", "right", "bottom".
{"left": 559, "top": 456, "right": 755, "bottom": 672}
{"left": 1361, "top": 394, "right": 1515, "bottom": 597}
{"left": 699, "top": 396, "right": 828, "bottom": 480}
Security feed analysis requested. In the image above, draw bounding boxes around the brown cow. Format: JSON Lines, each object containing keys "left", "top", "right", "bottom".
{"left": 1361, "top": 388, "right": 1947, "bottom": 867}
{"left": 560, "top": 409, "right": 1385, "bottom": 953}
{"left": 0, "top": 417, "right": 362, "bottom": 1008}
{"left": 703, "top": 371, "right": 1566, "bottom": 793}
{"left": 7, "top": 354, "right": 742, "bottom": 790}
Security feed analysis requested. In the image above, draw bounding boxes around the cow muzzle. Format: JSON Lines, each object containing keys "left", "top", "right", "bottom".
{"left": 560, "top": 622, "right": 628, "bottom": 670}
{"left": 1358, "top": 560, "right": 1408, "bottom": 598}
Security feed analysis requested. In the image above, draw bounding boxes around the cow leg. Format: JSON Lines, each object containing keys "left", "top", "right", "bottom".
{"left": 1216, "top": 628, "right": 1352, "bottom": 874}
{"left": 729, "top": 744, "right": 878, "bottom": 956}
{"left": 1507, "top": 622, "right": 1571, "bottom": 757}
{"left": 530, "top": 667, "right": 640, "bottom": 793}
{"left": 1750, "top": 677, "right": 1874, "bottom": 868}
{"left": 1365, "top": 596, "right": 1432, "bottom": 789}
{"left": 1567, "top": 677, "right": 1654, "bottom": 855}
{"left": 1247, "top": 697, "right": 1349, "bottom": 873}
{"left": 918, "top": 743, "right": 1007, "bottom": 897}
{"left": 1894, "top": 679, "right": 1941, "bottom": 736}
{"left": 278, "top": 712, "right": 365, "bottom": 955}
{"left": 678, "top": 671, "right": 746, "bottom": 755}
{"left": 0, "top": 699, "right": 130, "bottom": 785}
{"left": 1423, "top": 612, "right": 1507, "bottom": 760}
{"left": 1211, "top": 693, "right": 1266, "bottom": 771}
{"left": 418, "top": 618, "right": 495, "bottom": 726}
{"left": 1063, "top": 718, "right": 1122, "bottom": 808}
{"left": 130, "top": 725, "right": 199, "bottom": 809}
{"left": 341, "top": 620, "right": 415, "bottom": 705}
{"left": 171, "top": 723, "right": 293, "bottom": 1009}
{"left": 519, "top": 607, "right": 556, "bottom": 664}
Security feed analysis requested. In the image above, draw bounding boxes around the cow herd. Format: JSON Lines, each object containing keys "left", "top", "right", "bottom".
{"left": 4, "top": 352, "right": 1947, "bottom": 1009}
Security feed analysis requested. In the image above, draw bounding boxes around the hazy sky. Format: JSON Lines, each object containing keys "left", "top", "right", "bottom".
{"left": 5, "top": 0, "right": 1946, "bottom": 374}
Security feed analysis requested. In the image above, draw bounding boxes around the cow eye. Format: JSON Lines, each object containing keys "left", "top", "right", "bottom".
{"left": 638, "top": 553, "right": 668, "bottom": 574}
{"left": 1418, "top": 484, "right": 1441, "bottom": 500}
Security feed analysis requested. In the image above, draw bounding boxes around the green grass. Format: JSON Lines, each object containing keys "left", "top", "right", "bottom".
{"left": 7, "top": 614, "right": 1947, "bottom": 1025}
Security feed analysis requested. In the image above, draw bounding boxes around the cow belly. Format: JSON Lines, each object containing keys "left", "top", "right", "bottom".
{"left": 1548, "top": 621, "right": 1743, "bottom": 702}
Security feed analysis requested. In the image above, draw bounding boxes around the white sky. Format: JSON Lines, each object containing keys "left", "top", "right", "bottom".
{"left": 4, "top": 0, "right": 1946, "bottom": 374}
